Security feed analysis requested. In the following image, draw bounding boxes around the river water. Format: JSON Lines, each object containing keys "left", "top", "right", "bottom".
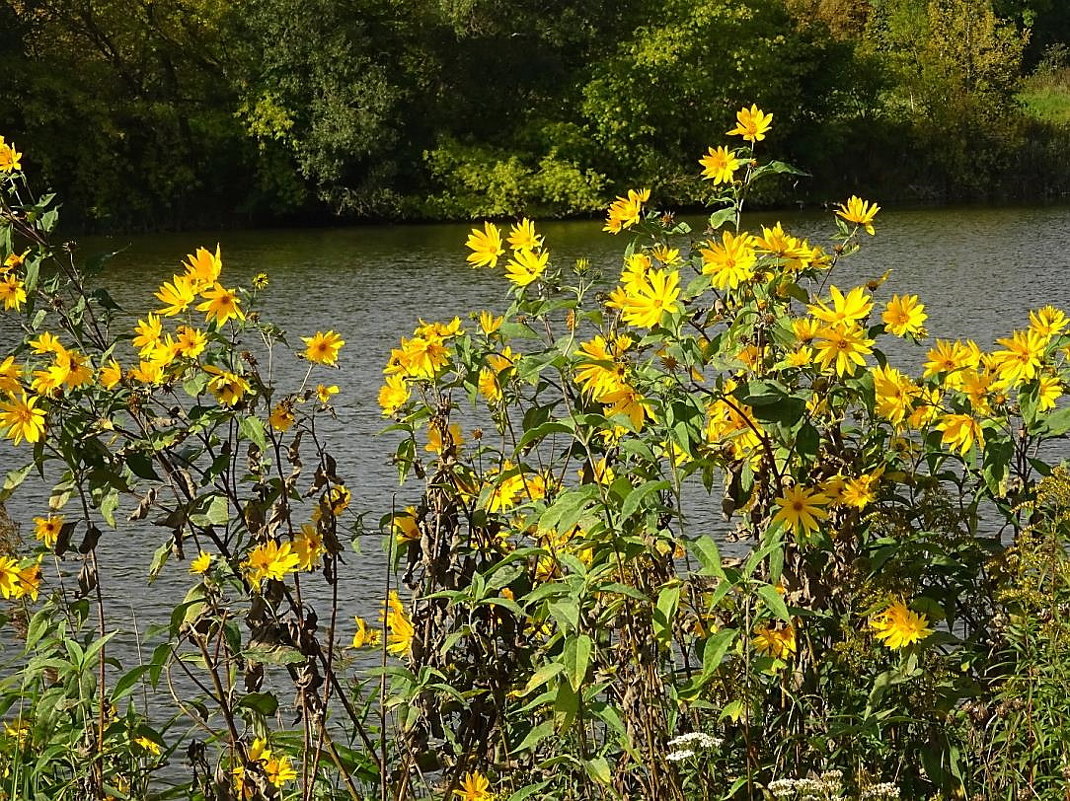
{"left": 2, "top": 204, "right": 1070, "bottom": 676}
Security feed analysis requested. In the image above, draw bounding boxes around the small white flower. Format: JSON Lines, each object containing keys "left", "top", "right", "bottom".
{"left": 667, "top": 732, "right": 723, "bottom": 750}
{"left": 665, "top": 749, "right": 695, "bottom": 762}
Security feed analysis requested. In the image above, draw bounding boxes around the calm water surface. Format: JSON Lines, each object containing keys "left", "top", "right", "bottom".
{"left": 3, "top": 205, "right": 1070, "bottom": 651}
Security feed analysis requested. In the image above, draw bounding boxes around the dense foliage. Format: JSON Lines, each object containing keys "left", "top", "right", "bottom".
{"left": 2, "top": 0, "right": 1070, "bottom": 230}
{"left": 6, "top": 109, "right": 1070, "bottom": 800}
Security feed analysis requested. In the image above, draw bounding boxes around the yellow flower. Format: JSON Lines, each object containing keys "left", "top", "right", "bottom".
{"left": 15, "top": 559, "right": 41, "bottom": 601}
{"left": 1038, "top": 374, "right": 1062, "bottom": 411}
{"left": 454, "top": 771, "right": 495, "bottom": 801}
{"left": 99, "top": 359, "right": 123, "bottom": 390}
{"left": 841, "top": 471, "right": 881, "bottom": 510}
{"left": 182, "top": 245, "right": 222, "bottom": 290}
{"left": 772, "top": 485, "right": 829, "bottom": 538}
{"left": 783, "top": 346, "right": 813, "bottom": 368}
{"left": 0, "top": 556, "right": 21, "bottom": 598}
{"left": 293, "top": 524, "right": 324, "bottom": 571}
{"left": 992, "top": 329, "right": 1047, "bottom": 387}
{"left": 351, "top": 615, "right": 382, "bottom": 648}
{"left": 700, "top": 231, "right": 757, "bottom": 290}
{"left": 29, "top": 332, "right": 63, "bottom": 355}
{"left": 302, "top": 330, "right": 345, "bottom": 366}
{"left": 378, "top": 374, "right": 410, "bottom": 415}
{"left": 190, "top": 551, "right": 213, "bottom": 575}
{"left": 33, "top": 514, "right": 63, "bottom": 548}
{"left": 242, "top": 540, "right": 301, "bottom": 590}
{"left": 882, "top": 295, "right": 927, "bottom": 337}
{"left": 382, "top": 590, "right": 415, "bottom": 658}
{"left": 836, "top": 196, "right": 880, "bottom": 235}
{"left": 392, "top": 507, "right": 421, "bottom": 543}
{"left": 0, "top": 392, "right": 46, "bottom": 445}
{"left": 726, "top": 104, "right": 773, "bottom": 142}
{"left": 0, "top": 355, "right": 22, "bottom": 395}
{"left": 871, "top": 364, "right": 919, "bottom": 426}
{"left": 134, "top": 736, "right": 162, "bottom": 756}
{"left": 922, "top": 339, "right": 977, "bottom": 386}
{"left": 603, "top": 188, "right": 650, "bottom": 234}
{"left": 175, "top": 325, "right": 207, "bottom": 359}
{"left": 203, "top": 366, "right": 250, "bottom": 406}
{"left": 132, "top": 314, "right": 163, "bottom": 354}
{"left": 507, "top": 218, "right": 543, "bottom": 251}
{"left": 426, "top": 421, "right": 464, "bottom": 454}
{"left": 699, "top": 145, "right": 742, "bottom": 184}
{"left": 0, "top": 274, "right": 27, "bottom": 310}
{"left": 478, "top": 310, "right": 503, "bottom": 335}
{"left": 466, "top": 222, "right": 504, "bottom": 268}
{"left": 574, "top": 335, "right": 630, "bottom": 400}
{"left": 752, "top": 624, "right": 796, "bottom": 659}
{"left": 612, "top": 268, "right": 680, "bottom": 329}
{"left": 269, "top": 402, "right": 295, "bottom": 432}
{"left": 316, "top": 383, "right": 339, "bottom": 404}
{"left": 252, "top": 272, "right": 269, "bottom": 290}
{"left": 809, "top": 285, "right": 872, "bottom": 327}
{"left": 813, "top": 324, "right": 874, "bottom": 376}
{"left": 0, "top": 140, "right": 23, "bottom": 173}
{"left": 196, "top": 282, "right": 245, "bottom": 326}
{"left": 937, "top": 413, "right": 983, "bottom": 456}
{"left": 504, "top": 248, "right": 549, "bottom": 287}
{"left": 870, "top": 599, "right": 933, "bottom": 649}
{"left": 264, "top": 755, "right": 297, "bottom": 788}
{"left": 792, "top": 317, "right": 821, "bottom": 343}
{"left": 1029, "top": 305, "right": 1068, "bottom": 340}
{"left": 155, "top": 274, "right": 197, "bottom": 316}
{"left": 129, "top": 360, "right": 164, "bottom": 385}
{"left": 388, "top": 336, "right": 449, "bottom": 379}
{"left": 3, "top": 250, "right": 28, "bottom": 271}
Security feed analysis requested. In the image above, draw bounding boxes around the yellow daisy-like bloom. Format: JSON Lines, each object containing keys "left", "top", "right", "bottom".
{"left": 388, "top": 335, "right": 450, "bottom": 379}
{"left": 293, "top": 524, "right": 324, "bottom": 571}
{"left": 197, "top": 283, "right": 245, "bottom": 326}
{"left": 264, "top": 755, "right": 297, "bottom": 788}
{"left": 772, "top": 485, "right": 829, "bottom": 537}
{"left": 752, "top": 624, "right": 796, "bottom": 659}
{"left": 871, "top": 364, "right": 919, "bottom": 426}
{"left": 134, "top": 736, "right": 162, "bottom": 756}
{"left": 756, "top": 222, "right": 807, "bottom": 261}
{"left": 0, "top": 556, "right": 22, "bottom": 598}
{"left": 1029, "top": 305, "right": 1069, "bottom": 340}
{"left": 870, "top": 599, "right": 933, "bottom": 649}
{"left": 651, "top": 244, "right": 681, "bottom": 265}
{"left": 813, "top": 324, "right": 874, "bottom": 377}
{"left": 175, "top": 325, "right": 207, "bottom": 359}
{"left": 132, "top": 314, "right": 163, "bottom": 354}
{"left": 699, "top": 145, "right": 742, "bottom": 184}
{"left": 378, "top": 374, "right": 409, "bottom": 415}
{"left": 726, "top": 104, "right": 773, "bottom": 142}
{"left": 603, "top": 188, "right": 650, "bottom": 234}
{"left": 882, "top": 294, "right": 927, "bottom": 337}
{"left": 783, "top": 346, "right": 813, "bottom": 368}
{"left": 351, "top": 615, "right": 382, "bottom": 648}
{"left": 182, "top": 245, "right": 222, "bottom": 290}
{"left": 33, "top": 514, "right": 63, "bottom": 548}
{"left": 242, "top": 539, "right": 301, "bottom": 590}
{"left": 809, "top": 285, "right": 872, "bottom": 327}
{"left": 466, "top": 222, "right": 504, "bottom": 268}
{"left": 0, "top": 392, "right": 46, "bottom": 445}
{"left": 155, "top": 274, "right": 197, "bottom": 316}
{"left": 574, "top": 335, "right": 631, "bottom": 400}
{"left": 841, "top": 471, "right": 881, "bottom": 510}
{"left": 792, "top": 317, "right": 820, "bottom": 344}
{"left": 922, "top": 339, "right": 979, "bottom": 388}
{"left": 478, "top": 310, "right": 503, "bottom": 335}
{"left": 252, "top": 272, "right": 269, "bottom": 290}
{"left": 129, "top": 360, "right": 164, "bottom": 385}
{"left": 1038, "top": 374, "right": 1063, "bottom": 411}
{"left": 425, "top": 421, "right": 464, "bottom": 454}
{"left": 190, "top": 551, "right": 213, "bottom": 575}
{"left": 992, "top": 329, "right": 1047, "bottom": 387}
{"left": 269, "top": 402, "right": 295, "bottom": 432}
{"left": 99, "top": 359, "right": 123, "bottom": 390}
{"left": 504, "top": 248, "right": 549, "bottom": 287}
{"left": 506, "top": 218, "right": 543, "bottom": 251}
{"left": 454, "top": 771, "right": 495, "bottom": 801}
{"left": 0, "top": 274, "right": 27, "bottom": 310}
{"left": 612, "top": 268, "right": 680, "bottom": 329}
{"left": 836, "top": 196, "right": 880, "bottom": 235}
{"left": 203, "top": 365, "right": 251, "bottom": 406}
{"left": 0, "top": 141, "right": 23, "bottom": 173}
{"left": 700, "top": 231, "right": 757, "bottom": 290}
{"left": 392, "top": 507, "right": 421, "bottom": 543}
{"left": 29, "top": 331, "right": 63, "bottom": 355}
{"left": 302, "top": 330, "right": 345, "bottom": 366}
{"left": 0, "top": 355, "right": 21, "bottom": 395}
{"left": 382, "top": 590, "right": 415, "bottom": 658}
{"left": 3, "top": 250, "right": 28, "bottom": 271}
{"left": 316, "top": 383, "right": 339, "bottom": 404}
{"left": 937, "top": 413, "right": 983, "bottom": 456}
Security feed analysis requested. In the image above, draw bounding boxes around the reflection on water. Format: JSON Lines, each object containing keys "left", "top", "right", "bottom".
{"left": 2, "top": 204, "right": 1069, "bottom": 660}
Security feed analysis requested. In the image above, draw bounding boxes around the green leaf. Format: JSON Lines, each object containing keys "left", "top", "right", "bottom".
{"left": 239, "top": 416, "right": 267, "bottom": 451}
{"left": 238, "top": 692, "right": 279, "bottom": 716}
{"left": 518, "top": 662, "right": 565, "bottom": 697}
{"left": 653, "top": 584, "right": 681, "bottom": 647}
{"left": 513, "top": 721, "right": 555, "bottom": 753}
{"left": 708, "top": 206, "right": 736, "bottom": 230}
{"left": 0, "top": 464, "right": 31, "bottom": 503}
{"left": 508, "top": 782, "right": 552, "bottom": 801}
{"left": 548, "top": 599, "right": 580, "bottom": 633}
{"left": 99, "top": 489, "right": 119, "bottom": 528}
{"left": 620, "top": 479, "right": 671, "bottom": 520}
{"left": 584, "top": 757, "right": 612, "bottom": 785}
{"left": 242, "top": 644, "right": 307, "bottom": 665}
{"left": 562, "top": 634, "right": 592, "bottom": 691}
{"left": 757, "top": 584, "right": 791, "bottom": 622}
{"left": 689, "top": 536, "right": 726, "bottom": 580}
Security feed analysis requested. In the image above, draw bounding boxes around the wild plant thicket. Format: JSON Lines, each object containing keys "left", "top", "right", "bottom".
{"left": 2, "top": 109, "right": 1070, "bottom": 801}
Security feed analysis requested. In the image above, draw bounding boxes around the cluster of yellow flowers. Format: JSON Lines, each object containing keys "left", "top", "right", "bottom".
{"left": 351, "top": 591, "right": 415, "bottom": 657}
{"left": 0, "top": 136, "right": 21, "bottom": 174}
{"left": 0, "top": 554, "right": 41, "bottom": 601}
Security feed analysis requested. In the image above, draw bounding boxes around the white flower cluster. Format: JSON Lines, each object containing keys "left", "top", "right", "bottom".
{"left": 666, "top": 750, "right": 695, "bottom": 762}
{"left": 860, "top": 783, "right": 900, "bottom": 800}
{"left": 768, "top": 770, "right": 843, "bottom": 800}
{"left": 667, "top": 732, "right": 723, "bottom": 750}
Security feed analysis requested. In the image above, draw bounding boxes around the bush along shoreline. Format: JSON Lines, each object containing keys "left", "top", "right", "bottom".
{"left": 3, "top": 109, "right": 1070, "bottom": 800}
